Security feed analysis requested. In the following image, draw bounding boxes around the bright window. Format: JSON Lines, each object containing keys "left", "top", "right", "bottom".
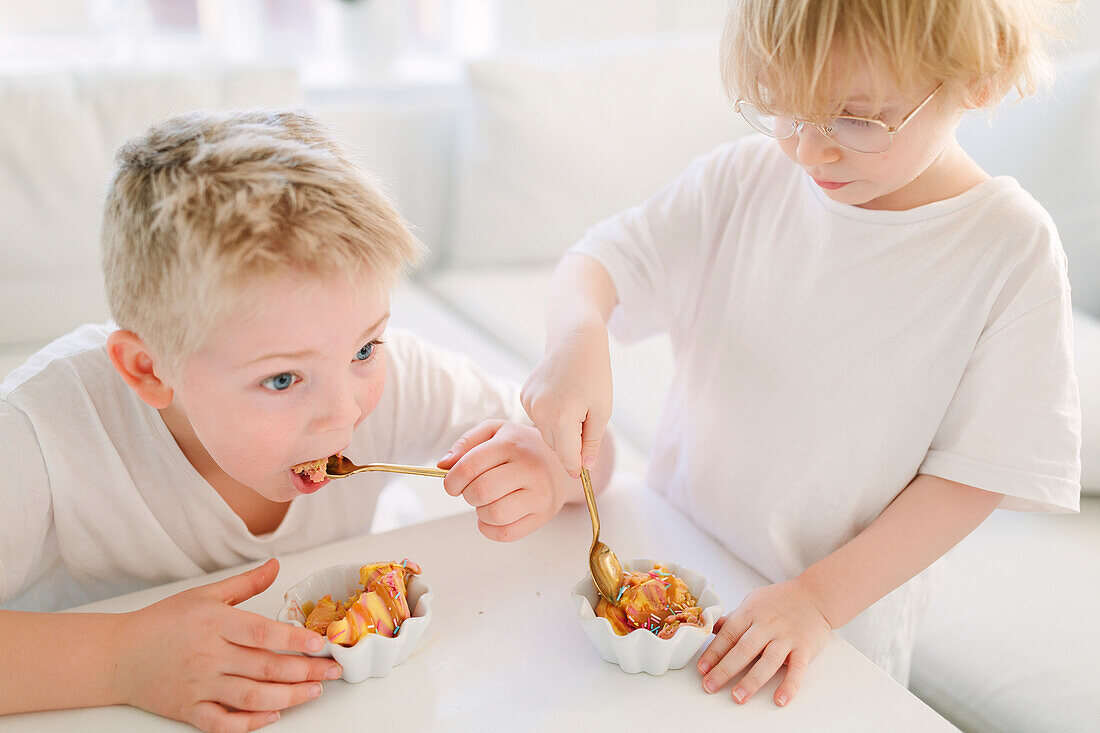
{"left": 0, "top": 0, "right": 724, "bottom": 84}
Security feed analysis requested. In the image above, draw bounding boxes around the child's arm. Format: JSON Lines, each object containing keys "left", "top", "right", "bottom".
{"left": 0, "top": 559, "right": 340, "bottom": 731}
{"left": 521, "top": 252, "right": 619, "bottom": 477}
{"left": 697, "top": 474, "right": 1002, "bottom": 706}
{"left": 438, "top": 418, "right": 615, "bottom": 543}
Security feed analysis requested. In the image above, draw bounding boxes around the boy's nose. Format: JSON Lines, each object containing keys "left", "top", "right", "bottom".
{"left": 314, "top": 383, "right": 363, "bottom": 433}
{"left": 793, "top": 123, "right": 842, "bottom": 167}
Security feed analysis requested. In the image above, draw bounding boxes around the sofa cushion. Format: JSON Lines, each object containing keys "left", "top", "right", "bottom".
{"left": 421, "top": 267, "right": 673, "bottom": 457}
{"left": 910, "top": 497, "right": 1100, "bottom": 731}
{"left": 957, "top": 52, "right": 1100, "bottom": 318}
{"left": 448, "top": 32, "right": 755, "bottom": 267}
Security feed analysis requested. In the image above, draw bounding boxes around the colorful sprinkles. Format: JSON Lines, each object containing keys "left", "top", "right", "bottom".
{"left": 595, "top": 563, "right": 705, "bottom": 639}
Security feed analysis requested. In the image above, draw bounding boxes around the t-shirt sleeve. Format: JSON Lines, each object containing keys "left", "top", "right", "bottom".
{"left": 369, "top": 330, "right": 527, "bottom": 466}
{"left": 919, "top": 261, "right": 1081, "bottom": 514}
{"left": 569, "top": 144, "right": 738, "bottom": 343}
{"left": 0, "top": 399, "right": 57, "bottom": 604}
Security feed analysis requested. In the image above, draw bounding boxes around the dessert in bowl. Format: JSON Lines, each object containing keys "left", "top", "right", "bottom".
{"left": 277, "top": 559, "right": 432, "bottom": 682}
{"left": 572, "top": 558, "right": 723, "bottom": 675}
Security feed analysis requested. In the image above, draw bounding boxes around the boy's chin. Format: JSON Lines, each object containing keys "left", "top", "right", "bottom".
{"left": 819, "top": 185, "right": 867, "bottom": 205}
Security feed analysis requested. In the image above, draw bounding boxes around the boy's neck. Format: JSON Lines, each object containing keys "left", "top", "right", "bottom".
{"left": 157, "top": 404, "right": 291, "bottom": 536}
{"left": 859, "top": 140, "right": 989, "bottom": 211}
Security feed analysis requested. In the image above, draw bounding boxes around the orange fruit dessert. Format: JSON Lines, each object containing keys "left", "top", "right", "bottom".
{"left": 303, "top": 559, "right": 421, "bottom": 646}
{"left": 594, "top": 563, "right": 704, "bottom": 639}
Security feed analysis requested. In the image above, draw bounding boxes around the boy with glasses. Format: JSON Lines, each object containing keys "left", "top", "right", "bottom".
{"left": 521, "top": 0, "right": 1081, "bottom": 706}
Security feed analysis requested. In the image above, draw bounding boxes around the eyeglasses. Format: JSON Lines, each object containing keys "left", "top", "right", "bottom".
{"left": 733, "top": 84, "right": 942, "bottom": 154}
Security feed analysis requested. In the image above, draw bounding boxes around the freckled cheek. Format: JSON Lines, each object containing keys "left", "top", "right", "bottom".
{"left": 192, "top": 407, "right": 290, "bottom": 481}
{"left": 776, "top": 137, "right": 799, "bottom": 163}
{"left": 355, "top": 356, "right": 387, "bottom": 428}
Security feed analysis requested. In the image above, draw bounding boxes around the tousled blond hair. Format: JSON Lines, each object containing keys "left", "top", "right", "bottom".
{"left": 102, "top": 109, "right": 424, "bottom": 375}
{"left": 722, "top": 0, "right": 1073, "bottom": 119}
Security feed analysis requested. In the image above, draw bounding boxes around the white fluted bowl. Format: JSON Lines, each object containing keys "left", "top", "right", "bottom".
{"left": 572, "top": 558, "right": 723, "bottom": 675}
{"left": 277, "top": 562, "right": 433, "bottom": 683}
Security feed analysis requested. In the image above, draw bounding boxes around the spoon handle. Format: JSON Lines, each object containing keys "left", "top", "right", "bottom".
{"left": 580, "top": 467, "right": 600, "bottom": 544}
{"left": 355, "top": 463, "right": 449, "bottom": 478}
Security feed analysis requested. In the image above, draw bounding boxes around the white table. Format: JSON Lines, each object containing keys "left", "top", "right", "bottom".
{"left": 1, "top": 482, "right": 955, "bottom": 732}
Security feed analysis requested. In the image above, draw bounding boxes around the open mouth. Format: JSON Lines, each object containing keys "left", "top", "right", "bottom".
{"left": 290, "top": 455, "right": 337, "bottom": 493}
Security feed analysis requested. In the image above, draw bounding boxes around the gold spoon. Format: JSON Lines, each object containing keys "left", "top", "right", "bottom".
{"left": 325, "top": 454, "right": 448, "bottom": 479}
{"left": 581, "top": 467, "right": 623, "bottom": 603}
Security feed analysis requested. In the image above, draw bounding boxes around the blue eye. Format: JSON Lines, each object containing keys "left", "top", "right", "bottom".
{"left": 354, "top": 341, "right": 377, "bottom": 362}
{"left": 261, "top": 372, "right": 298, "bottom": 391}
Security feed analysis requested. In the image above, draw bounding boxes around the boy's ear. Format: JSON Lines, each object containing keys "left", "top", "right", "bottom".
{"left": 106, "top": 330, "right": 174, "bottom": 409}
{"left": 963, "top": 79, "right": 995, "bottom": 110}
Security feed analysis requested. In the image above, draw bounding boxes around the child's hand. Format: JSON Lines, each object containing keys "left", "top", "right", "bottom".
{"left": 438, "top": 419, "right": 575, "bottom": 542}
{"left": 520, "top": 326, "right": 612, "bottom": 478}
{"left": 697, "top": 578, "right": 832, "bottom": 707}
{"left": 117, "top": 559, "right": 340, "bottom": 732}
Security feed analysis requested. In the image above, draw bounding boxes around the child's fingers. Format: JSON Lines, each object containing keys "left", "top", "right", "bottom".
{"left": 552, "top": 412, "right": 585, "bottom": 478}
{"left": 442, "top": 435, "right": 511, "bottom": 497}
{"left": 730, "top": 640, "right": 790, "bottom": 704}
{"left": 701, "top": 624, "right": 763, "bottom": 694}
{"left": 229, "top": 647, "right": 342, "bottom": 683}
{"left": 475, "top": 488, "right": 542, "bottom": 527}
{"left": 520, "top": 378, "right": 547, "bottom": 436}
{"left": 522, "top": 387, "right": 584, "bottom": 477}
{"left": 579, "top": 410, "right": 608, "bottom": 469}
{"left": 459, "top": 463, "right": 527, "bottom": 508}
{"left": 533, "top": 423, "right": 557, "bottom": 453}
{"left": 221, "top": 610, "right": 326, "bottom": 655}
{"left": 476, "top": 511, "right": 543, "bottom": 543}
{"left": 774, "top": 647, "right": 810, "bottom": 707}
{"left": 189, "top": 700, "right": 280, "bottom": 733}
{"left": 698, "top": 612, "right": 750, "bottom": 675}
{"left": 205, "top": 558, "right": 280, "bottom": 607}
{"left": 437, "top": 420, "right": 505, "bottom": 470}
{"left": 520, "top": 377, "right": 561, "bottom": 451}
{"left": 215, "top": 676, "right": 323, "bottom": 713}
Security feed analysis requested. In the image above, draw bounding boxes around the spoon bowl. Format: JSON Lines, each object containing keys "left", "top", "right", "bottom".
{"left": 589, "top": 539, "right": 623, "bottom": 602}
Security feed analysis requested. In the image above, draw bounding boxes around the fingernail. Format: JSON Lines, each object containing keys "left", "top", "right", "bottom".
{"left": 267, "top": 712, "right": 280, "bottom": 724}
{"left": 309, "top": 683, "right": 323, "bottom": 699}
{"left": 733, "top": 687, "right": 746, "bottom": 703}
{"left": 703, "top": 678, "right": 716, "bottom": 693}
{"left": 326, "top": 665, "right": 342, "bottom": 679}
{"left": 776, "top": 693, "right": 788, "bottom": 706}
{"left": 583, "top": 454, "right": 596, "bottom": 468}
{"left": 307, "top": 636, "right": 325, "bottom": 652}
{"left": 698, "top": 661, "right": 712, "bottom": 675}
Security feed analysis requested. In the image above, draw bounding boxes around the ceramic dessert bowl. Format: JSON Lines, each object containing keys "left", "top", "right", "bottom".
{"left": 571, "top": 557, "right": 723, "bottom": 675}
{"left": 277, "top": 562, "right": 433, "bottom": 683}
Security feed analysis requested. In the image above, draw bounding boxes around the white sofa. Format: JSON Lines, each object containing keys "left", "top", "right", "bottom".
{"left": 2, "top": 30, "right": 1099, "bottom": 733}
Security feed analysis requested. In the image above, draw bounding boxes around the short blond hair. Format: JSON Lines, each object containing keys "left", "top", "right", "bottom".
{"left": 722, "top": 0, "right": 1072, "bottom": 118}
{"left": 102, "top": 109, "right": 424, "bottom": 374}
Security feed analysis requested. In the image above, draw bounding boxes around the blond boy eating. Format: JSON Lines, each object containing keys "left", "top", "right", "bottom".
{"left": 0, "top": 109, "right": 612, "bottom": 730}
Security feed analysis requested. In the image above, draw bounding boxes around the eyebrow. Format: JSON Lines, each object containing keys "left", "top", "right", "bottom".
{"left": 240, "top": 312, "right": 390, "bottom": 367}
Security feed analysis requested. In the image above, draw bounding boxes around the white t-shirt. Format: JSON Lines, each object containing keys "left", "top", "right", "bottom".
{"left": 0, "top": 325, "right": 523, "bottom": 612}
{"left": 572, "top": 134, "right": 1081, "bottom": 683}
